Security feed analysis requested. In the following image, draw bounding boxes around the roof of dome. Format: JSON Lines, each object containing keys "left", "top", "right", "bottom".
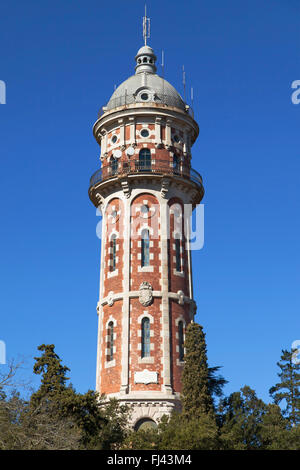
{"left": 135, "top": 45, "right": 156, "bottom": 57}
{"left": 106, "top": 73, "right": 185, "bottom": 111}
{"left": 105, "top": 44, "right": 186, "bottom": 112}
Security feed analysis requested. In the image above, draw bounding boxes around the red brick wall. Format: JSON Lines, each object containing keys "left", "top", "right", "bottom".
{"left": 100, "top": 301, "right": 123, "bottom": 394}
{"left": 129, "top": 297, "right": 163, "bottom": 392}
{"left": 130, "top": 193, "right": 161, "bottom": 292}
{"left": 103, "top": 198, "right": 124, "bottom": 297}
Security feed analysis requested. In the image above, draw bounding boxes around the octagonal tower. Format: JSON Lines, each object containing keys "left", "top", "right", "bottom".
{"left": 89, "top": 42, "right": 204, "bottom": 430}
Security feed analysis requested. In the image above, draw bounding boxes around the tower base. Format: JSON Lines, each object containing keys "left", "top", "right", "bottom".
{"left": 103, "top": 393, "right": 182, "bottom": 430}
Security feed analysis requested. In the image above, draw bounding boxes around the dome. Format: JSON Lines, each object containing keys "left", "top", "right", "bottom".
{"left": 105, "top": 45, "right": 186, "bottom": 112}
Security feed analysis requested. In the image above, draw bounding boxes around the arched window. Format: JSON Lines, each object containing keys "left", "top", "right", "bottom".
{"left": 138, "top": 148, "right": 151, "bottom": 171}
{"left": 175, "top": 237, "right": 181, "bottom": 272}
{"left": 108, "top": 321, "right": 114, "bottom": 361}
{"left": 141, "top": 229, "right": 150, "bottom": 267}
{"left": 141, "top": 317, "right": 150, "bottom": 358}
{"left": 111, "top": 234, "right": 117, "bottom": 271}
{"left": 173, "top": 154, "right": 180, "bottom": 174}
{"left": 110, "top": 157, "right": 118, "bottom": 175}
{"left": 178, "top": 321, "right": 184, "bottom": 361}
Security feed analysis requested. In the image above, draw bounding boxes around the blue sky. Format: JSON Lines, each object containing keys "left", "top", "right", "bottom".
{"left": 0, "top": 0, "right": 299, "bottom": 403}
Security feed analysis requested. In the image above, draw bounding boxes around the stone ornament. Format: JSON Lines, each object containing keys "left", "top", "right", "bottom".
{"left": 107, "top": 291, "right": 114, "bottom": 307}
{"left": 120, "top": 179, "right": 131, "bottom": 198}
{"left": 177, "top": 290, "right": 185, "bottom": 305}
{"left": 134, "top": 369, "right": 158, "bottom": 385}
{"left": 139, "top": 281, "right": 153, "bottom": 307}
{"left": 161, "top": 178, "right": 170, "bottom": 199}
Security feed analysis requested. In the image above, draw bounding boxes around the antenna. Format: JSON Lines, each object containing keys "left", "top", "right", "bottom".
{"left": 182, "top": 65, "right": 186, "bottom": 103}
{"left": 143, "top": 5, "right": 151, "bottom": 46}
{"left": 161, "top": 50, "right": 165, "bottom": 102}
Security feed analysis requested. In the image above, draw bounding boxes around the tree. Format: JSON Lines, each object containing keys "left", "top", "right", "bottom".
{"left": 30, "top": 344, "right": 71, "bottom": 407}
{"left": 157, "top": 412, "right": 219, "bottom": 450}
{"left": 144, "top": 322, "right": 224, "bottom": 451}
{"left": 259, "top": 404, "right": 294, "bottom": 450}
{"left": 29, "top": 344, "right": 130, "bottom": 450}
{"left": 120, "top": 427, "right": 160, "bottom": 450}
{"left": 219, "top": 386, "right": 267, "bottom": 450}
{"left": 181, "top": 322, "right": 226, "bottom": 418}
{"left": 92, "top": 397, "right": 130, "bottom": 450}
{"left": 269, "top": 348, "right": 300, "bottom": 427}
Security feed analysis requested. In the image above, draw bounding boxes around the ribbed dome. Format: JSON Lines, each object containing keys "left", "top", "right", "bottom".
{"left": 105, "top": 45, "right": 186, "bottom": 112}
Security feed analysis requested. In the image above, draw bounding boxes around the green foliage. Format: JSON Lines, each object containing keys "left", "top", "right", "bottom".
{"left": 181, "top": 322, "right": 226, "bottom": 418}
{"left": 0, "top": 341, "right": 299, "bottom": 450}
{"left": 269, "top": 349, "right": 300, "bottom": 427}
{"left": 97, "top": 398, "right": 131, "bottom": 450}
{"left": 121, "top": 428, "right": 160, "bottom": 450}
{"left": 259, "top": 404, "right": 295, "bottom": 450}
{"left": 30, "top": 344, "right": 70, "bottom": 406}
{"left": 0, "top": 344, "right": 130, "bottom": 450}
{"left": 158, "top": 412, "right": 219, "bottom": 450}
{"left": 219, "top": 386, "right": 268, "bottom": 449}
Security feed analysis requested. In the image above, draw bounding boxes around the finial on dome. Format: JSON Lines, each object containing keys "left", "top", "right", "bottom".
{"left": 135, "top": 45, "right": 157, "bottom": 74}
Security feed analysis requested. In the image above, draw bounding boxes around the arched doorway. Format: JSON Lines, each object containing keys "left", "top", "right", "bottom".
{"left": 134, "top": 418, "right": 157, "bottom": 432}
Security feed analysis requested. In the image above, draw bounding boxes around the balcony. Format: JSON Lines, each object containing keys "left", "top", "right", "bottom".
{"left": 89, "top": 159, "right": 203, "bottom": 191}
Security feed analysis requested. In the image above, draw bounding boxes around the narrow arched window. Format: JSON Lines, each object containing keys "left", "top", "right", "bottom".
{"left": 139, "top": 148, "right": 151, "bottom": 171}
{"left": 175, "top": 238, "right": 181, "bottom": 272}
{"left": 173, "top": 154, "right": 180, "bottom": 174}
{"left": 111, "top": 234, "right": 117, "bottom": 271}
{"left": 141, "top": 229, "right": 150, "bottom": 267}
{"left": 110, "top": 157, "right": 118, "bottom": 175}
{"left": 108, "top": 321, "right": 114, "bottom": 361}
{"left": 141, "top": 317, "right": 150, "bottom": 358}
{"left": 178, "top": 321, "right": 184, "bottom": 361}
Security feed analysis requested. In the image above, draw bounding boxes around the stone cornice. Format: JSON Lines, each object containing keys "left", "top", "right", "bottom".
{"left": 93, "top": 104, "right": 199, "bottom": 146}
{"left": 99, "top": 290, "right": 196, "bottom": 319}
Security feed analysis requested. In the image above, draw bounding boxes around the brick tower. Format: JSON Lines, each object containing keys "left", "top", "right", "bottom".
{"left": 89, "top": 28, "right": 204, "bottom": 430}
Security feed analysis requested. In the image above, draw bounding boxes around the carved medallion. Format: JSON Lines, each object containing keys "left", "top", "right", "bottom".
{"left": 139, "top": 281, "right": 153, "bottom": 307}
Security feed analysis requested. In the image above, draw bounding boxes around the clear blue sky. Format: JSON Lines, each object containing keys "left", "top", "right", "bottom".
{"left": 0, "top": 0, "right": 299, "bottom": 403}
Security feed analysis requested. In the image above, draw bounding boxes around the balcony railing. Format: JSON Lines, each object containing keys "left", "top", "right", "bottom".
{"left": 98, "top": 93, "right": 194, "bottom": 118}
{"left": 89, "top": 159, "right": 203, "bottom": 190}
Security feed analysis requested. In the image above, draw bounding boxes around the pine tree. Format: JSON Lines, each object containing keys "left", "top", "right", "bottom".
{"left": 30, "top": 344, "right": 71, "bottom": 407}
{"left": 269, "top": 349, "right": 300, "bottom": 427}
{"left": 29, "top": 344, "right": 130, "bottom": 449}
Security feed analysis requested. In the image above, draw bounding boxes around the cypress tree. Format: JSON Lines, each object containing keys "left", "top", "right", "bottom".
{"left": 269, "top": 348, "right": 300, "bottom": 427}
{"left": 181, "top": 322, "right": 225, "bottom": 417}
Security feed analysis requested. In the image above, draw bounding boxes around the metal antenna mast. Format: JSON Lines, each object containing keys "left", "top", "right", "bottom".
{"left": 143, "top": 5, "right": 150, "bottom": 46}
{"left": 182, "top": 65, "right": 186, "bottom": 104}
{"left": 161, "top": 50, "right": 165, "bottom": 102}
